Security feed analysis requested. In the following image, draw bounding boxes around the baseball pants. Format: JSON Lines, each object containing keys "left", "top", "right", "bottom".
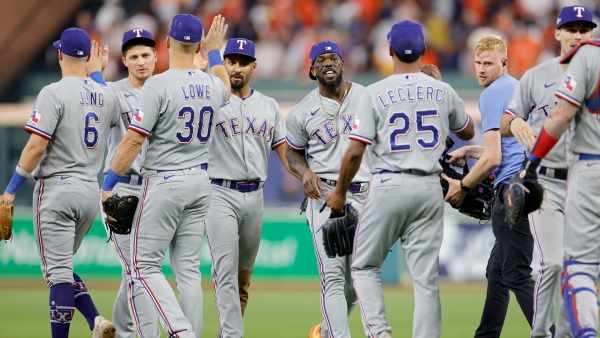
{"left": 529, "top": 173, "right": 567, "bottom": 338}
{"left": 130, "top": 167, "right": 210, "bottom": 338}
{"left": 205, "top": 183, "right": 264, "bottom": 338}
{"left": 101, "top": 180, "right": 160, "bottom": 338}
{"left": 306, "top": 181, "right": 367, "bottom": 338}
{"left": 475, "top": 182, "right": 536, "bottom": 337}
{"left": 352, "top": 173, "right": 443, "bottom": 338}
{"left": 556, "top": 158, "right": 600, "bottom": 338}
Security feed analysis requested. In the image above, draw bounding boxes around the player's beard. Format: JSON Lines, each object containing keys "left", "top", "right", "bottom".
{"left": 316, "top": 72, "right": 343, "bottom": 90}
{"left": 230, "top": 75, "right": 248, "bottom": 90}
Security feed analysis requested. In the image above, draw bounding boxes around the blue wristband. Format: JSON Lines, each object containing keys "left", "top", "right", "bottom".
{"left": 90, "top": 71, "right": 106, "bottom": 86}
{"left": 208, "top": 50, "right": 223, "bottom": 68}
{"left": 6, "top": 172, "right": 28, "bottom": 195}
{"left": 102, "top": 169, "right": 122, "bottom": 191}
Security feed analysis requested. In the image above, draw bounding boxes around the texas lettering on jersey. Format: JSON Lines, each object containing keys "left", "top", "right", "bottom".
{"left": 310, "top": 114, "right": 355, "bottom": 147}
{"left": 215, "top": 115, "right": 276, "bottom": 144}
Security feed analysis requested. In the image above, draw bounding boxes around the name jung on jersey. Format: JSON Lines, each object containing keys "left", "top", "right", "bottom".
{"left": 378, "top": 84, "right": 444, "bottom": 108}
{"left": 79, "top": 91, "right": 105, "bottom": 106}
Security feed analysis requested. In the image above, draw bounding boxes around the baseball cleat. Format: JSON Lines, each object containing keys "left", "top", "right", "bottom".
{"left": 91, "top": 316, "right": 116, "bottom": 338}
{"left": 308, "top": 324, "right": 322, "bottom": 338}
{"left": 379, "top": 331, "right": 393, "bottom": 338}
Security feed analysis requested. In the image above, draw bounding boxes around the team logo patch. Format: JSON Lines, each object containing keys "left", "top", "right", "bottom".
{"left": 30, "top": 110, "right": 40, "bottom": 124}
{"left": 353, "top": 118, "right": 360, "bottom": 130}
{"left": 50, "top": 304, "right": 75, "bottom": 324}
{"left": 405, "top": 75, "right": 414, "bottom": 80}
{"left": 133, "top": 108, "right": 144, "bottom": 123}
{"left": 564, "top": 75, "right": 577, "bottom": 93}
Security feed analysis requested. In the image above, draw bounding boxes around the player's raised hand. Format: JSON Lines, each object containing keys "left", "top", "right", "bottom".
{"left": 86, "top": 40, "right": 103, "bottom": 75}
{"left": 301, "top": 169, "right": 324, "bottom": 200}
{"left": 194, "top": 49, "right": 209, "bottom": 70}
{"left": 510, "top": 117, "right": 537, "bottom": 148}
{"left": 101, "top": 44, "right": 109, "bottom": 73}
{"left": 420, "top": 64, "right": 442, "bottom": 81}
{"left": 202, "top": 15, "right": 228, "bottom": 52}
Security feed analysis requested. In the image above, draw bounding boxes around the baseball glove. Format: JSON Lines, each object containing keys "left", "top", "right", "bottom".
{"left": 102, "top": 194, "right": 139, "bottom": 235}
{"left": 0, "top": 196, "right": 14, "bottom": 241}
{"left": 504, "top": 171, "right": 544, "bottom": 226}
{"left": 322, "top": 203, "right": 359, "bottom": 258}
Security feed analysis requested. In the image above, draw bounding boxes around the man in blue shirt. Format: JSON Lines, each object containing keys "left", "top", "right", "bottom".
{"left": 442, "top": 35, "right": 537, "bottom": 337}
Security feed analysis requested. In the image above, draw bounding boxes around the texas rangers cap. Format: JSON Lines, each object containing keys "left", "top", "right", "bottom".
{"left": 223, "top": 38, "right": 256, "bottom": 60}
{"left": 122, "top": 28, "right": 156, "bottom": 53}
{"left": 557, "top": 6, "right": 597, "bottom": 29}
{"left": 388, "top": 20, "right": 425, "bottom": 58}
{"left": 53, "top": 28, "right": 91, "bottom": 58}
{"left": 168, "top": 14, "right": 203, "bottom": 43}
{"left": 308, "top": 40, "right": 343, "bottom": 80}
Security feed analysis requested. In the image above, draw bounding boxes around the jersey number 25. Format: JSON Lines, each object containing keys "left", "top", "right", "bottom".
{"left": 389, "top": 109, "right": 440, "bottom": 152}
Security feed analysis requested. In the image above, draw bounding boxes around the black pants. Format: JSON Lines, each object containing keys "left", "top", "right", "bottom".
{"left": 474, "top": 183, "right": 536, "bottom": 338}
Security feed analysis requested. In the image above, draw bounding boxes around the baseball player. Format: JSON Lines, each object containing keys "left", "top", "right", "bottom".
{"left": 285, "top": 40, "right": 372, "bottom": 338}
{"left": 518, "top": 35, "right": 600, "bottom": 337}
{"left": 500, "top": 7, "right": 596, "bottom": 338}
{"left": 325, "top": 20, "right": 474, "bottom": 338}
{"left": 1, "top": 28, "right": 118, "bottom": 337}
{"left": 99, "top": 29, "right": 160, "bottom": 338}
{"left": 101, "top": 14, "right": 230, "bottom": 338}
{"left": 205, "top": 37, "right": 298, "bottom": 338}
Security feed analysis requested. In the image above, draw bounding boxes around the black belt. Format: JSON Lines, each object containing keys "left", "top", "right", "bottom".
{"left": 579, "top": 154, "right": 600, "bottom": 160}
{"left": 320, "top": 178, "right": 369, "bottom": 193}
{"left": 157, "top": 163, "right": 207, "bottom": 173}
{"left": 211, "top": 179, "right": 262, "bottom": 192}
{"left": 380, "top": 169, "right": 430, "bottom": 176}
{"left": 539, "top": 166, "right": 568, "bottom": 180}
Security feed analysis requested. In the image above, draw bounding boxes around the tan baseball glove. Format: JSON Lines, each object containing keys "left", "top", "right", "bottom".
{"left": 0, "top": 196, "right": 14, "bottom": 241}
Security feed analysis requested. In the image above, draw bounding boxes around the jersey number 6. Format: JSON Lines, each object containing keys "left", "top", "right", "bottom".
{"left": 176, "top": 105, "right": 215, "bottom": 144}
{"left": 389, "top": 109, "right": 440, "bottom": 152}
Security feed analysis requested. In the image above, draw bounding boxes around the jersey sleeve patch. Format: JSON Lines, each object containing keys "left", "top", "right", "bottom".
{"left": 348, "top": 134, "right": 373, "bottom": 145}
{"left": 133, "top": 108, "right": 145, "bottom": 123}
{"left": 29, "top": 110, "right": 41, "bottom": 124}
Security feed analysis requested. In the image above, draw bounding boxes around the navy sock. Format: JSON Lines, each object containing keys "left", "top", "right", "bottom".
{"left": 73, "top": 272, "right": 100, "bottom": 330}
{"left": 49, "top": 283, "right": 76, "bottom": 338}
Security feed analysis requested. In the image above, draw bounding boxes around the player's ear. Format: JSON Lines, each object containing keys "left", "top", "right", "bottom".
{"left": 121, "top": 56, "right": 126, "bottom": 67}
{"left": 251, "top": 61, "right": 257, "bottom": 71}
{"left": 554, "top": 29, "right": 561, "bottom": 42}
{"left": 310, "top": 66, "right": 316, "bottom": 78}
{"left": 166, "top": 35, "right": 170, "bottom": 49}
{"left": 388, "top": 45, "right": 394, "bottom": 57}
{"left": 58, "top": 50, "right": 63, "bottom": 62}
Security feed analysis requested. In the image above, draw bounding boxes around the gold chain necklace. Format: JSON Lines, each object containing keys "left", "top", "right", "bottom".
{"left": 317, "top": 82, "right": 349, "bottom": 120}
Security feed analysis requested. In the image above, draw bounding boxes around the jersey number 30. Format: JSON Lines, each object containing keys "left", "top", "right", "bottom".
{"left": 389, "top": 109, "right": 439, "bottom": 152}
{"left": 176, "top": 106, "right": 215, "bottom": 144}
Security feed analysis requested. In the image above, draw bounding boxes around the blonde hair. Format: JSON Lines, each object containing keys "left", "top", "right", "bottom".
{"left": 473, "top": 35, "right": 507, "bottom": 56}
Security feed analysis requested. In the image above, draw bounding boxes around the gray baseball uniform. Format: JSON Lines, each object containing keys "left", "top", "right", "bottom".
{"left": 100, "top": 79, "right": 159, "bottom": 338}
{"left": 205, "top": 89, "right": 286, "bottom": 338}
{"left": 505, "top": 58, "right": 569, "bottom": 338}
{"left": 349, "top": 73, "right": 470, "bottom": 338}
{"left": 24, "top": 77, "right": 119, "bottom": 287}
{"left": 286, "top": 82, "right": 373, "bottom": 338}
{"left": 127, "top": 69, "right": 227, "bottom": 338}
{"left": 553, "top": 42, "right": 600, "bottom": 338}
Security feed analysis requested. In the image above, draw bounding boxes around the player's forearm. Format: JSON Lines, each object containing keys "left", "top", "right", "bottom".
{"left": 276, "top": 145, "right": 302, "bottom": 180}
{"left": 334, "top": 141, "right": 365, "bottom": 194}
{"left": 500, "top": 114, "right": 513, "bottom": 137}
{"left": 285, "top": 148, "right": 311, "bottom": 177}
{"left": 109, "top": 131, "right": 145, "bottom": 176}
{"left": 464, "top": 146, "right": 485, "bottom": 160}
{"left": 544, "top": 100, "right": 577, "bottom": 137}
{"left": 462, "top": 154, "right": 498, "bottom": 188}
{"left": 210, "top": 65, "right": 231, "bottom": 100}
{"left": 18, "top": 141, "right": 47, "bottom": 172}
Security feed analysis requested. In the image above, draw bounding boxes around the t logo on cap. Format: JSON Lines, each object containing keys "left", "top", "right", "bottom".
{"left": 574, "top": 6, "right": 585, "bottom": 18}
{"left": 237, "top": 40, "right": 248, "bottom": 50}
{"left": 132, "top": 29, "right": 144, "bottom": 37}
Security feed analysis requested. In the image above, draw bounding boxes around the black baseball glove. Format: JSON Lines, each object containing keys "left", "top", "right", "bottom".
{"left": 102, "top": 194, "right": 139, "bottom": 235}
{"left": 322, "top": 203, "right": 359, "bottom": 258}
{"left": 504, "top": 168, "right": 544, "bottom": 226}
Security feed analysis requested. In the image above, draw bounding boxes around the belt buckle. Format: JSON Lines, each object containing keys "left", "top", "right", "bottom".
{"left": 359, "top": 182, "right": 367, "bottom": 193}
{"left": 235, "top": 182, "right": 248, "bottom": 192}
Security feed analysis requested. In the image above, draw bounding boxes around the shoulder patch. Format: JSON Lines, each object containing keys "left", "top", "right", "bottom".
{"left": 30, "top": 110, "right": 40, "bottom": 124}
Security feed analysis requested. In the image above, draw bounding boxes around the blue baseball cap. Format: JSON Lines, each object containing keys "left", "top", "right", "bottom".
{"left": 121, "top": 28, "right": 156, "bottom": 53}
{"left": 223, "top": 38, "right": 256, "bottom": 60}
{"left": 168, "top": 14, "right": 203, "bottom": 43}
{"left": 53, "top": 28, "right": 91, "bottom": 58}
{"left": 308, "top": 40, "right": 343, "bottom": 80}
{"left": 557, "top": 6, "right": 597, "bottom": 29}
{"left": 387, "top": 20, "right": 425, "bottom": 58}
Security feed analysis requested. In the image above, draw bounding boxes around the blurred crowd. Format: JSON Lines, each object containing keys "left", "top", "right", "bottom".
{"left": 77, "top": 0, "right": 600, "bottom": 81}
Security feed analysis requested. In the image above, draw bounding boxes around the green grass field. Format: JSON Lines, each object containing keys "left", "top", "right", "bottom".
{"left": 0, "top": 281, "right": 531, "bottom": 337}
